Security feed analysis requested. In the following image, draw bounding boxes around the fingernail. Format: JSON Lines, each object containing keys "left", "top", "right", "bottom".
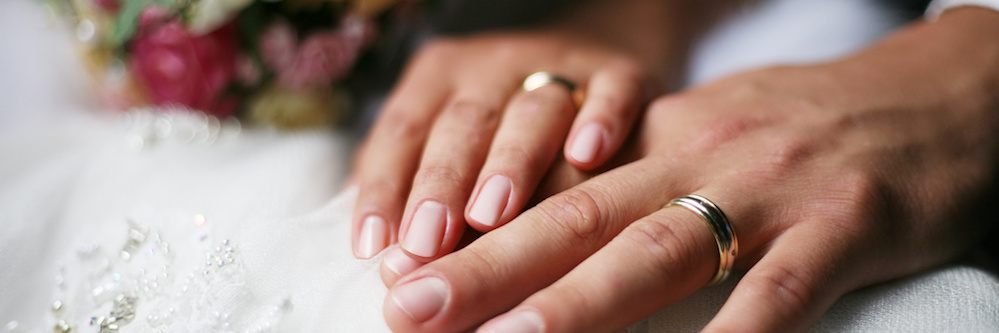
{"left": 390, "top": 276, "right": 449, "bottom": 322}
{"left": 357, "top": 215, "right": 389, "bottom": 259}
{"left": 479, "top": 309, "right": 544, "bottom": 333}
{"left": 468, "top": 175, "right": 512, "bottom": 227}
{"left": 402, "top": 201, "right": 447, "bottom": 258}
{"left": 569, "top": 123, "right": 604, "bottom": 164}
{"left": 383, "top": 247, "right": 422, "bottom": 277}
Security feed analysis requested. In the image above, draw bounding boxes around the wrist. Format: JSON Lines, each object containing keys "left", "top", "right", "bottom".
{"left": 828, "top": 7, "right": 999, "bottom": 114}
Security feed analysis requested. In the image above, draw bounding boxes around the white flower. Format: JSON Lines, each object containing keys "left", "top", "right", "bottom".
{"left": 186, "top": 0, "right": 253, "bottom": 34}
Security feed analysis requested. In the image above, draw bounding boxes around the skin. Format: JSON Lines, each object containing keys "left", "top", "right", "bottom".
{"left": 350, "top": 0, "right": 723, "bottom": 261}
{"left": 376, "top": 7, "right": 999, "bottom": 333}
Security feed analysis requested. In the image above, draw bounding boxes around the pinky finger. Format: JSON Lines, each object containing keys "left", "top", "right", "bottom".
{"left": 703, "top": 224, "right": 856, "bottom": 333}
{"left": 564, "top": 63, "right": 646, "bottom": 170}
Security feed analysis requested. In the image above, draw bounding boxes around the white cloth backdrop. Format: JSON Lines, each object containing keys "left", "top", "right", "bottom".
{"left": 1, "top": 0, "right": 997, "bottom": 332}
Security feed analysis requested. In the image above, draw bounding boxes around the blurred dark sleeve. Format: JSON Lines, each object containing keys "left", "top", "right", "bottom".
{"left": 880, "top": 0, "right": 932, "bottom": 17}
{"left": 427, "top": 0, "right": 576, "bottom": 34}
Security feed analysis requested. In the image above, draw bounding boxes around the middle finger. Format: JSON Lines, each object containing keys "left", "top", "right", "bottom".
{"left": 398, "top": 86, "right": 512, "bottom": 260}
{"left": 465, "top": 81, "right": 578, "bottom": 230}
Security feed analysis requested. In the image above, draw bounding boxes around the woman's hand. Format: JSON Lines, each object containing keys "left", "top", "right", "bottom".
{"left": 350, "top": 0, "right": 718, "bottom": 262}
{"left": 350, "top": 31, "right": 647, "bottom": 262}
{"left": 379, "top": 8, "right": 999, "bottom": 332}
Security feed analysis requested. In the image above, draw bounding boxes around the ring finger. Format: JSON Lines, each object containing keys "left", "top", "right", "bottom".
{"left": 476, "top": 187, "right": 755, "bottom": 333}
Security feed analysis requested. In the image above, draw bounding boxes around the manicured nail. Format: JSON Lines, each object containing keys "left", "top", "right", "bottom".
{"left": 568, "top": 123, "right": 604, "bottom": 164}
{"left": 357, "top": 215, "right": 389, "bottom": 259}
{"left": 468, "top": 175, "right": 512, "bottom": 227}
{"left": 390, "top": 276, "right": 449, "bottom": 322}
{"left": 479, "top": 309, "right": 544, "bottom": 333}
{"left": 403, "top": 201, "right": 447, "bottom": 258}
{"left": 383, "top": 247, "right": 422, "bottom": 277}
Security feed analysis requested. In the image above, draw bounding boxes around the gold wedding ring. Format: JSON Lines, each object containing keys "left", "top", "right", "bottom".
{"left": 666, "top": 194, "right": 738, "bottom": 287}
{"left": 522, "top": 71, "right": 585, "bottom": 108}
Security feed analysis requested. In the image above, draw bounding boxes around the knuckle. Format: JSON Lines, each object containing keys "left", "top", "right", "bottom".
{"left": 743, "top": 136, "right": 815, "bottom": 183}
{"left": 766, "top": 138, "right": 813, "bottom": 171}
{"left": 645, "top": 96, "right": 697, "bottom": 132}
{"left": 441, "top": 100, "right": 501, "bottom": 131}
{"left": 490, "top": 145, "right": 546, "bottom": 173}
{"left": 457, "top": 245, "right": 506, "bottom": 283}
{"left": 742, "top": 265, "right": 815, "bottom": 318}
{"left": 585, "top": 94, "right": 634, "bottom": 120}
{"left": 375, "top": 111, "right": 429, "bottom": 142}
{"left": 647, "top": 95, "right": 691, "bottom": 118}
{"left": 619, "top": 220, "right": 699, "bottom": 278}
{"left": 537, "top": 189, "right": 610, "bottom": 246}
{"left": 511, "top": 90, "right": 574, "bottom": 118}
{"left": 413, "top": 164, "right": 466, "bottom": 189}
{"left": 604, "top": 60, "right": 648, "bottom": 93}
{"left": 820, "top": 169, "right": 888, "bottom": 232}
{"left": 727, "top": 74, "right": 770, "bottom": 100}
{"left": 834, "top": 170, "right": 879, "bottom": 205}
{"left": 485, "top": 38, "right": 526, "bottom": 64}
{"left": 606, "top": 58, "right": 643, "bottom": 78}
{"left": 362, "top": 176, "right": 408, "bottom": 198}
{"left": 823, "top": 170, "right": 880, "bottom": 216}
{"left": 415, "top": 39, "right": 459, "bottom": 63}
{"left": 686, "top": 116, "right": 763, "bottom": 153}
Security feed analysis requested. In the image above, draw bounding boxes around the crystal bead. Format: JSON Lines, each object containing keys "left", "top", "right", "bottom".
{"left": 53, "top": 320, "right": 71, "bottom": 333}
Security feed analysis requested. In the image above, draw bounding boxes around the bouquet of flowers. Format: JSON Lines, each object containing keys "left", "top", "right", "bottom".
{"left": 56, "top": 0, "right": 412, "bottom": 129}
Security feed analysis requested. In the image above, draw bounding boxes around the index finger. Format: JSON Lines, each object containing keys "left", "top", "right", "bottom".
{"left": 381, "top": 158, "right": 697, "bottom": 332}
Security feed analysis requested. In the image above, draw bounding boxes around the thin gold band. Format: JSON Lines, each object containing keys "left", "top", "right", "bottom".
{"left": 522, "top": 71, "right": 585, "bottom": 107}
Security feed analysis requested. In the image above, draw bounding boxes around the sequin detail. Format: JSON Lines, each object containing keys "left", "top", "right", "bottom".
{"left": 48, "top": 214, "right": 291, "bottom": 332}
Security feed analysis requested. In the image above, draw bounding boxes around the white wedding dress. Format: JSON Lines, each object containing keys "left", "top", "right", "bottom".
{"left": 1, "top": 0, "right": 997, "bottom": 332}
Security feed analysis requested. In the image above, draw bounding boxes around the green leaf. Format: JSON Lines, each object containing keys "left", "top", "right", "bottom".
{"left": 109, "top": 0, "right": 178, "bottom": 48}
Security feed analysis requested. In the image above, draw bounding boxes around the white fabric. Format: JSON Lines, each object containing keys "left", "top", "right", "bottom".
{"left": 1, "top": 0, "right": 998, "bottom": 332}
{"left": 927, "top": 0, "right": 999, "bottom": 18}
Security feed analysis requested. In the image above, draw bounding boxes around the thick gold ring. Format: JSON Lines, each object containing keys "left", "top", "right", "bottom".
{"left": 665, "top": 194, "right": 738, "bottom": 287}
{"left": 522, "top": 71, "right": 585, "bottom": 107}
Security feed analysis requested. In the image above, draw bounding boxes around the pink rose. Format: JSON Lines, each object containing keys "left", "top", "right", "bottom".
{"left": 259, "top": 15, "right": 376, "bottom": 90}
{"left": 277, "top": 31, "right": 357, "bottom": 89}
{"left": 259, "top": 19, "right": 297, "bottom": 71}
{"left": 236, "top": 55, "right": 262, "bottom": 86}
{"left": 129, "top": 8, "right": 239, "bottom": 117}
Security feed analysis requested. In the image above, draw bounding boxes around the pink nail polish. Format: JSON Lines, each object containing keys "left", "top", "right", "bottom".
{"left": 390, "top": 276, "right": 449, "bottom": 322}
{"left": 468, "top": 175, "right": 512, "bottom": 227}
{"left": 479, "top": 309, "right": 544, "bottom": 333}
{"left": 357, "top": 215, "right": 389, "bottom": 259}
{"left": 569, "top": 123, "right": 604, "bottom": 164}
{"left": 402, "top": 201, "right": 447, "bottom": 258}
{"left": 383, "top": 247, "right": 422, "bottom": 277}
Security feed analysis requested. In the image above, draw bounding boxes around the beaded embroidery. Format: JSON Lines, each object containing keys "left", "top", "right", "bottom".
{"left": 46, "top": 215, "right": 292, "bottom": 332}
